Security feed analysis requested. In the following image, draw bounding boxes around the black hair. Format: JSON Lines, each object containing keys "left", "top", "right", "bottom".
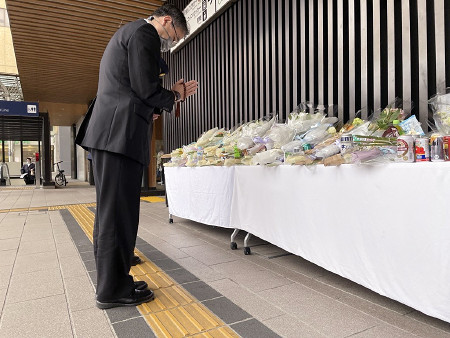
{"left": 26, "top": 157, "right": 31, "bottom": 161}
{"left": 153, "top": 4, "right": 189, "bottom": 35}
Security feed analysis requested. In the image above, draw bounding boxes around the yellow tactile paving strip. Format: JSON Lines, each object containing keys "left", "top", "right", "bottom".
{"left": 0, "top": 196, "right": 161, "bottom": 214}
{"left": 141, "top": 196, "right": 166, "bottom": 203}
{"left": 65, "top": 204, "right": 239, "bottom": 338}
{"left": 0, "top": 203, "right": 96, "bottom": 214}
{"left": 0, "top": 186, "right": 35, "bottom": 190}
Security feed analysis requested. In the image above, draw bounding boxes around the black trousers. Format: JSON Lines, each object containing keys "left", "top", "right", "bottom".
{"left": 90, "top": 148, "right": 143, "bottom": 301}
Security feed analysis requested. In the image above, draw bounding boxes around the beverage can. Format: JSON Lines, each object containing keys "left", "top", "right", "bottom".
{"left": 302, "top": 143, "right": 312, "bottom": 151}
{"left": 415, "top": 137, "right": 430, "bottom": 162}
{"left": 340, "top": 134, "right": 354, "bottom": 154}
{"left": 397, "top": 135, "right": 415, "bottom": 162}
{"left": 443, "top": 136, "right": 450, "bottom": 161}
{"left": 430, "top": 136, "right": 445, "bottom": 162}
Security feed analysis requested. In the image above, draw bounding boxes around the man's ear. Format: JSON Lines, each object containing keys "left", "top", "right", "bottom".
{"left": 162, "top": 15, "right": 172, "bottom": 25}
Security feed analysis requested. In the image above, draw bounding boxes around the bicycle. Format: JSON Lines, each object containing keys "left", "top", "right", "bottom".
{"left": 54, "top": 161, "right": 67, "bottom": 186}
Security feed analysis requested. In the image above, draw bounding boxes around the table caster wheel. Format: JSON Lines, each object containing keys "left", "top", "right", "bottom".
{"left": 169, "top": 218, "right": 173, "bottom": 224}
{"left": 244, "top": 247, "right": 251, "bottom": 255}
{"left": 230, "top": 242, "right": 237, "bottom": 250}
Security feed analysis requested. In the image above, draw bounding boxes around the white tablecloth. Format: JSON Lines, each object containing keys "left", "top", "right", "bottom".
{"left": 165, "top": 163, "right": 450, "bottom": 323}
{"left": 165, "top": 166, "right": 235, "bottom": 228}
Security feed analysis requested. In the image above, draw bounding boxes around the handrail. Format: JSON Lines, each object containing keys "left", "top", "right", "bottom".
{"left": 0, "top": 162, "right": 11, "bottom": 186}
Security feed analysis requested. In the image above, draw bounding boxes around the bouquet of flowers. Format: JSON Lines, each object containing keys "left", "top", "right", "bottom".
{"left": 429, "top": 89, "right": 450, "bottom": 135}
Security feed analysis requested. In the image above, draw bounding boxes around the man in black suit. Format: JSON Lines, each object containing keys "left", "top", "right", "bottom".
{"left": 20, "top": 157, "right": 35, "bottom": 185}
{"left": 76, "top": 4, "right": 198, "bottom": 309}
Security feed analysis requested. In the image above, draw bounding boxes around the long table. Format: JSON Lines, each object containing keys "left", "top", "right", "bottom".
{"left": 165, "top": 163, "right": 450, "bottom": 323}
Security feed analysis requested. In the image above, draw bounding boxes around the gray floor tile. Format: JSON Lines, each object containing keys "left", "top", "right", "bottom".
{"left": 106, "top": 306, "right": 141, "bottom": 323}
{"left": 53, "top": 232, "right": 74, "bottom": 243}
{"left": 136, "top": 243, "right": 159, "bottom": 255}
{"left": 0, "top": 249, "right": 17, "bottom": 267}
{"left": 175, "top": 256, "right": 225, "bottom": 282}
{"left": 270, "top": 254, "right": 329, "bottom": 278}
{"left": 406, "top": 311, "right": 450, "bottom": 334}
{"left": 0, "top": 294, "right": 73, "bottom": 338}
{"left": 208, "top": 278, "right": 285, "bottom": 322}
{"left": 71, "top": 307, "right": 114, "bottom": 336}
{"left": 153, "top": 258, "right": 182, "bottom": 271}
{"left": 258, "top": 283, "right": 382, "bottom": 337}
{"left": 56, "top": 241, "right": 79, "bottom": 258}
{"left": 166, "top": 268, "right": 200, "bottom": 284}
{"left": 149, "top": 242, "right": 190, "bottom": 260}
{"left": 60, "top": 255, "right": 89, "bottom": 278}
{"left": 0, "top": 288, "right": 6, "bottom": 316}
{"left": 160, "top": 233, "right": 206, "bottom": 249}
{"left": 17, "top": 239, "right": 56, "bottom": 255}
{"left": 214, "top": 262, "right": 293, "bottom": 293}
{"left": 6, "top": 268, "right": 64, "bottom": 304}
{"left": 263, "top": 315, "right": 325, "bottom": 338}
{"left": 135, "top": 236, "right": 147, "bottom": 246}
{"left": 19, "top": 231, "right": 54, "bottom": 243}
{"left": 80, "top": 251, "right": 95, "bottom": 262}
{"left": 202, "top": 297, "right": 251, "bottom": 324}
{"left": 231, "top": 318, "right": 281, "bottom": 338}
{"left": 83, "top": 259, "right": 96, "bottom": 272}
{"left": 0, "top": 228, "right": 23, "bottom": 240}
{"left": 141, "top": 249, "right": 169, "bottom": 261}
{"left": 0, "top": 265, "right": 13, "bottom": 289}
{"left": 0, "top": 238, "right": 20, "bottom": 251}
{"left": 182, "top": 281, "right": 222, "bottom": 301}
{"left": 78, "top": 244, "right": 94, "bottom": 253}
{"left": 64, "top": 275, "right": 97, "bottom": 312}
{"left": 181, "top": 244, "right": 239, "bottom": 266}
{"left": 113, "top": 317, "right": 156, "bottom": 338}
{"left": 351, "top": 324, "right": 423, "bottom": 338}
{"left": 88, "top": 270, "right": 97, "bottom": 284}
{"left": 12, "top": 250, "right": 59, "bottom": 275}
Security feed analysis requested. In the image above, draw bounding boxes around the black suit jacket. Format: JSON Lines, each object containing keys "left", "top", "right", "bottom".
{"left": 76, "top": 19, "right": 175, "bottom": 165}
{"left": 21, "top": 163, "right": 35, "bottom": 175}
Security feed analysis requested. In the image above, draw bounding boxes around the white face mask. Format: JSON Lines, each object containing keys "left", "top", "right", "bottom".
{"left": 149, "top": 17, "right": 177, "bottom": 52}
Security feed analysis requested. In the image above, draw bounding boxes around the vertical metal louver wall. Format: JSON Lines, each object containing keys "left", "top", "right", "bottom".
{"left": 163, "top": 0, "right": 449, "bottom": 153}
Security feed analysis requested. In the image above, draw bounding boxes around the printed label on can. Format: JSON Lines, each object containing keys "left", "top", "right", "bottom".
{"left": 444, "top": 136, "right": 450, "bottom": 161}
{"left": 397, "top": 136, "right": 414, "bottom": 162}
{"left": 415, "top": 137, "right": 430, "bottom": 162}
{"left": 431, "top": 137, "right": 445, "bottom": 161}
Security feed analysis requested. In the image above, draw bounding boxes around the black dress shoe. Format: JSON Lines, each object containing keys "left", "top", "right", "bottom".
{"left": 131, "top": 255, "right": 142, "bottom": 266}
{"left": 96, "top": 289, "right": 154, "bottom": 309}
{"left": 134, "top": 280, "right": 148, "bottom": 291}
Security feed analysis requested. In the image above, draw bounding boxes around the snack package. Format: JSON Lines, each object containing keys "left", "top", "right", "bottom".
{"left": 399, "top": 115, "right": 425, "bottom": 136}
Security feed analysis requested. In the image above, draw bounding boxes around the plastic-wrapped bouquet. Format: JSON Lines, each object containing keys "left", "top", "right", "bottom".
{"left": 430, "top": 89, "right": 450, "bottom": 135}
{"left": 368, "top": 98, "right": 411, "bottom": 136}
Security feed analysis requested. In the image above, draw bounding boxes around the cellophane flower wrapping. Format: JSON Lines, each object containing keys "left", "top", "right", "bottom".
{"left": 430, "top": 89, "right": 450, "bottom": 135}
{"left": 368, "top": 98, "right": 411, "bottom": 136}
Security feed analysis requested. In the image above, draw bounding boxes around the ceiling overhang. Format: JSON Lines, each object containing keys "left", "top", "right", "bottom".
{"left": 5, "top": 0, "right": 165, "bottom": 125}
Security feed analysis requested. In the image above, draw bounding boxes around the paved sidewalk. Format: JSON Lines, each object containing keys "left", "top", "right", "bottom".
{"left": 0, "top": 208, "right": 114, "bottom": 337}
{"left": 0, "top": 185, "right": 450, "bottom": 337}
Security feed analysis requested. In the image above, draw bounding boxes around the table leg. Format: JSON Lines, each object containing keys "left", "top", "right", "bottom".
{"left": 230, "top": 229, "right": 239, "bottom": 250}
{"left": 244, "top": 233, "right": 252, "bottom": 255}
